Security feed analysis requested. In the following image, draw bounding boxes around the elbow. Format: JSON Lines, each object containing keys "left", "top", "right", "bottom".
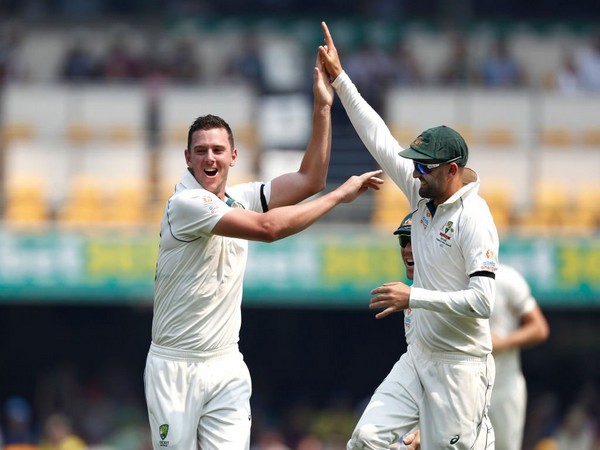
{"left": 256, "top": 228, "right": 281, "bottom": 243}
{"left": 477, "top": 296, "right": 494, "bottom": 319}
{"left": 314, "top": 178, "right": 327, "bottom": 194}
{"left": 305, "top": 177, "right": 327, "bottom": 197}
{"left": 256, "top": 221, "right": 287, "bottom": 243}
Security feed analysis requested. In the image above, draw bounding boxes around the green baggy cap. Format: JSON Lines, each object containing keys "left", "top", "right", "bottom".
{"left": 399, "top": 125, "right": 468, "bottom": 166}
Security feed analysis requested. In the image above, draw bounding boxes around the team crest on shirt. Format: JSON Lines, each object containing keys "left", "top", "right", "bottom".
{"left": 202, "top": 195, "right": 221, "bottom": 215}
{"left": 436, "top": 221, "right": 455, "bottom": 247}
{"left": 159, "top": 423, "right": 169, "bottom": 446}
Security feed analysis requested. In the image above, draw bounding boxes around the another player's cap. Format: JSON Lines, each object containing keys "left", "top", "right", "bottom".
{"left": 393, "top": 211, "right": 413, "bottom": 237}
{"left": 398, "top": 125, "right": 468, "bottom": 167}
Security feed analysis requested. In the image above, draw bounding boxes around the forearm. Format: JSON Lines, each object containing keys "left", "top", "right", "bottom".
{"left": 260, "top": 188, "right": 342, "bottom": 241}
{"left": 298, "top": 102, "right": 332, "bottom": 190}
{"left": 500, "top": 311, "right": 550, "bottom": 351}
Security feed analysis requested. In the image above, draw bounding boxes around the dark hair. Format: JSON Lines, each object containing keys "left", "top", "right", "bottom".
{"left": 187, "top": 114, "right": 234, "bottom": 151}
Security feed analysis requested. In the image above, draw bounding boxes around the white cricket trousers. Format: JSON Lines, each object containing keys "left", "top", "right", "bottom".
{"left": 144, "top": 342, "right": 252, "bottom": 450}
{"left": 489, "top": 371, "right": 526, "bottom": 450}
{"left": 347, "top": 341, "right": 495, "bottom": 450}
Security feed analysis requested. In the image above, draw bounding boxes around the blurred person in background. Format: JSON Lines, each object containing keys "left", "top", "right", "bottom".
{"left": 250, "top": 429, "right": 291, "bottom": 450}
{"left": 387, "top": 39, "right": 423, "bottom": 87}
{"left": 438, "top": 31, "right": 475, "bottom": 86}
{"left": 344, "top": 37, "right": 393, "bottom": 114}
{"left": 58, "top": 31, "right": 99, "bottom": 82}
{"left": 0, "top": 24, "right": 30, "bottom": 83}
{"left": 574, "top": 28, "right": 600, "bottom": 91}
{"left": 223, "top": 30, "right": 268, "bottom": 94}
{"left": 165, "top": 36, "right": 201, "bottom": 84}
{"left": 318, "top": 21, "right": 499, "bottom": 449}
{"left": 2, "top": 396, "right": 38, "bottom": 449}
{"left": 144, "top": 54, "right": 384, "bottom": 450}
{"left": 38, "top": 414, "right": 86, "bottom": 450}
{"left": 553, "top": 53, "right": 584, "bottom": 94}
{"left": 99, "top": 32, "right": 143, "bottom": 81}
{"left": 479, "top": 35, "right": 526, "bottom": 87}
{"left": 489, "top": 264, "right": 549, "bottom": 450}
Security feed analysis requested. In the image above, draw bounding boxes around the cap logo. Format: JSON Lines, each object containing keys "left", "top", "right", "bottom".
{"left": 411, "top": 136, "right": 424, "bottom": 148}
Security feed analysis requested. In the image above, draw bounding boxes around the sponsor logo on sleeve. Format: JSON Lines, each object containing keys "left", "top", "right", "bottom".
{"left": 481, "top": 249, "right": 498, "bottom": 271}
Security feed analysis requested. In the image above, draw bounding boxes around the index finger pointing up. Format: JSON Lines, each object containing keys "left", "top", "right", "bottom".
{"left": 321, "top": 21, "right": 333, "bottom": 47}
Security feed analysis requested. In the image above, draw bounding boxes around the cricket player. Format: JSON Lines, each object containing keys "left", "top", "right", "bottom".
{"left": 144, "top": 56, "right": 384, "bottom": 450}
{"left": 489, "top": 264, "right": 549, "bottom": 450}
{"left": 318, "top": 21, "right": 499, "bottom": 450}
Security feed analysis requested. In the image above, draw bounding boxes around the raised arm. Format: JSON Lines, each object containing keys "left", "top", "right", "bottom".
{"left": 213, "top": 170, "right": 383, "bottom": 242}
{"left": 268, "top": 54, "right": 334, "bottom": 208}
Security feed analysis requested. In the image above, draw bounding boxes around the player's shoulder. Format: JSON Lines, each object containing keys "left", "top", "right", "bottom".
{"left": 171, "top": 187, "right": 217, "bottom": 204}
{"left": 227, "top": 180, "right": 264, "bottom": 198}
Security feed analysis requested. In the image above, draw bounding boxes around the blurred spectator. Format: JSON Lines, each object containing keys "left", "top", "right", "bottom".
{"left": 344, "top": 38, "right": 392, "bottom": 113}
{"left": 554, "top": 53, "right": 584, "bottom": 94}
{"left": 438, "top": 31, "right": 474, "bottom": 86}
{"left": 0, "top": 25, "right": 30, "bottom": 83}
{"left": 223, "top": 30, "right": 267, "bottom": 93}
{"left": 59, "top": 39, "right": 99, "bottom": 82}
{"left": 33, "top": 363, "right": 84, "bottom": 432}
{"left": 574, "top": 29, "right": 600, "bottom": 91}
{"left": 479, "top": 35, "right": 525, "bottom": 87}
{"left": 165, "top": 36, "right": 201, "bottom": 84}
{"left": 308, "top": 398, "right": 355, "bottom": 450}
{"left": 295, "top": 434, "right": 324, "bottom": 450}
{"left": 524, "top": 393, "right": 561, "bottom": 450}
{"left": 250, "top": 429, "right": 291, "bottom": 450}
{"left": 38, "top": 414, "right": 86, "bottom": 450}
{"left": 2, "top": 396, "right": 38, "bottom": 448}
{"left": 553, "top": 403, "right": 596, "bottom": 450}
{"left": 387, "top": 38, "right": 422, "bottom": 87}
{"left": 99, "top": 34, "right": 143, "bottom": 81}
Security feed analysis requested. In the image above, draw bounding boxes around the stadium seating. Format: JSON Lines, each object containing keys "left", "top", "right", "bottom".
{"left": 370, "top": 175, "right": 411, "bottom": 230}
{"left": 479, "top": 179, "right": 514, "bottom": 233}
{"left": 516, "top": 180, "right": 570, "bottom": 235}
{"left": 3, "top": 176, "right": 51, "bottom": 228}
{"left": 55, "top": 175, "right": 109, "bottom": 228}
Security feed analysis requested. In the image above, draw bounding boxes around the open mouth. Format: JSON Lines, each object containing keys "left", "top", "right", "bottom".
{"left": 204, "top": 169, "right": 218, "bottom": 177}
{"left": 405, "top": 258, "right": 414, "bottom": 267}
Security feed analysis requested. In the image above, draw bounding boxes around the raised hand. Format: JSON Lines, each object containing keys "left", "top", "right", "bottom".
{"left": 336, "top": 169, "right": 383, "bottom": 203}
{"left": 317, "top": 21, "right": 344, "bottom": 81}
{"left": 313, "top": 52, "right": 334, "bottom": 107}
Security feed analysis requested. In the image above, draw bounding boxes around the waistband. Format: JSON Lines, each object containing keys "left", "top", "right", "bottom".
{"left": 411, "top": 339, "right": 489, "bottom": 364}
{"left": 149, "top": 342, "right": 239, "bottom": 362}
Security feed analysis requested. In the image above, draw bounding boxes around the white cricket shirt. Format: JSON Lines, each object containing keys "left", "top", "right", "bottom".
{"left": 490, "top": 264, "right": 538, "bottom": 380}
{"left": 151, "top": 169, "right": 270, "bottom": 352}
{"left": 333, "top": 71, "right": 499, "bottom": 357}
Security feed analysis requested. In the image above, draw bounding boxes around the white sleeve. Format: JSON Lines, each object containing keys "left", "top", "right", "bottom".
{"left": 167, "top": 189, "right": 229, "bottom": 239}
{"left": 409, "top": 275, "right": 495, "bottom": 319}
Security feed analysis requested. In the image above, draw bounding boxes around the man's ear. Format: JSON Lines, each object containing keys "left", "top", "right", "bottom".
{"left": 184, "top": 149, "right": 191, "bottom": 167}
{"left": 448, "top": 162, "right": 459, "bottom": 177}
{"left": 230, "top": 147, "right": 238, "bottom": 167}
